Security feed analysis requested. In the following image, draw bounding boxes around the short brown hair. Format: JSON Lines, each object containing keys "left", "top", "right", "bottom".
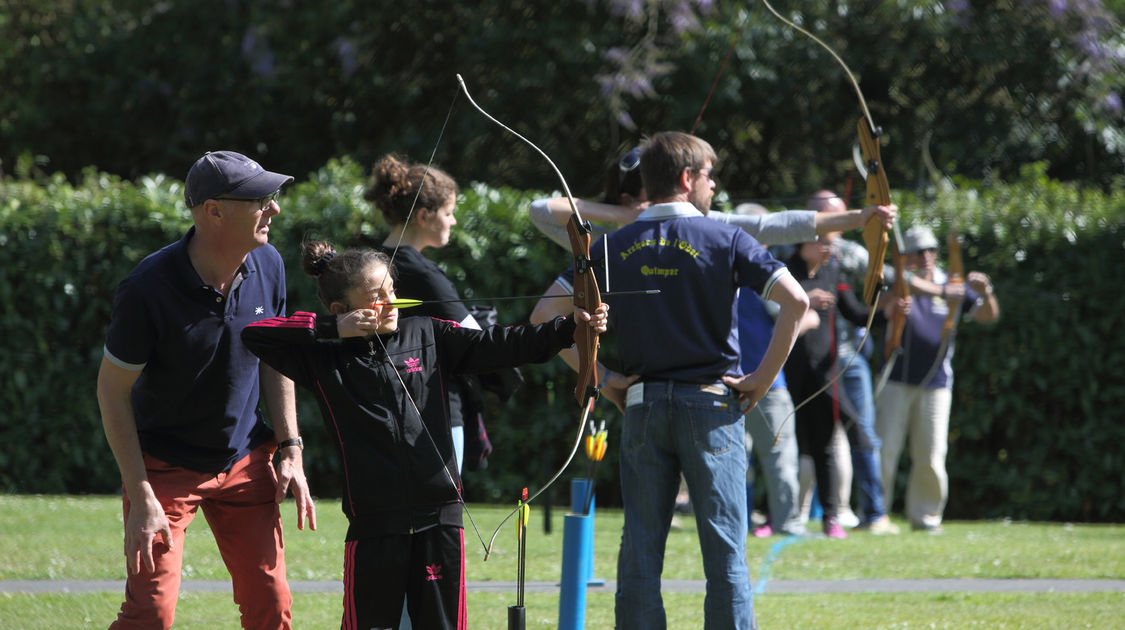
{"left": 639, "top": 132, "right": 717, "bottom": 200}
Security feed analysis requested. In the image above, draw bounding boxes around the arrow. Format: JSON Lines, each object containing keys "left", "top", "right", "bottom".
{"left": 518, "top": 487, "right": 529, "bottom": 608}
{"left": 372, "top": 289, "right": 660, "bottom": 309}
{"left": 581, "top": 419, "right": 608, "bottom": 515}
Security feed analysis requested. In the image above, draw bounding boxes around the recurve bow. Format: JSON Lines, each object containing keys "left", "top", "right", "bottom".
{"left": 456, "top": 74, "right": 604, "bottom": 560}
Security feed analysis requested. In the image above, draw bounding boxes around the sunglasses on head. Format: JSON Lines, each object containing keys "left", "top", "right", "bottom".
{"left": 618, "top": 147, "right": 642, "bottom": 172}
{"left": 617, "top": 147, "right": 642, "bottom": 190}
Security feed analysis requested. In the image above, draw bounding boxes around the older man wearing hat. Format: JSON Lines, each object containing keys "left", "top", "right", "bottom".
{"left": 874, "top": 224, "right": 1000, "bottom": 534}
{"left": 98, "top": 151, "right": 316, "bottom": 629}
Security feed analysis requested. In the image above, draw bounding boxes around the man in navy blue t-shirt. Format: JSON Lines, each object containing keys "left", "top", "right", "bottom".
{"left": 97, "top": 151, "right": 315, "bottom": 630}
{"left": 590, "top": 132, "right": 810, "bottom": 630}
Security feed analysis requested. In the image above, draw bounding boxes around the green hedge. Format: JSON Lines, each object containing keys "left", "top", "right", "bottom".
{"left": 2, "top": 158, "right": 1123, "bottom": 521}
{"left": 909, "top": 164, "right": 1125, "bottom": 522}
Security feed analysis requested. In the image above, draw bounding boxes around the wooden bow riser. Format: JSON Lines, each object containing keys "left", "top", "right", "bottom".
{"left": 943, "top": 230, "right": 964, "bottom": 335}
{"left": 858, "top": 117, "right": 891, "bottom": 307}
{"left": 566, "top": 215, "right": 602, "bottom": 406}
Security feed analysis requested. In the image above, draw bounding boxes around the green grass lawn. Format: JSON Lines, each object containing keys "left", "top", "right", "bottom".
{"left": 2, "top": 494, "right": 1123, "bottom": 628}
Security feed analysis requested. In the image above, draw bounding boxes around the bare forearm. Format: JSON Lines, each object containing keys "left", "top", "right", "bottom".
{"left": 759, "top": 302, "right": 804, "bottom": 383}
{"left": 260, "top": 364, "right": 299, "bottom": 441}
{"left": 530, "top": 282, "right": 572, "bottom": 325}
{"left": 545, "top": 198, "right": 636, "bottom": 227}
{"left": 818, "top": 204, "right": 896, "bottom": 236}
{"left": 759, "top": 275, "right": 809, "bottom": 381}
{"left": 97, "top": 363, "right": 150, "bottom": 501}
{"left": 909, "top": 275, "right": 943, "bottom": 297}
{"left": 556, "top": 346, "right": 581, "bottom": 373}
{"left": 815, "top": 209, "right": 866, "bottom": 234}
{"left": 974, "top": 291, "right": 1000, "bottom": 323}
{"left": 100, "top": 404, "right": 150, "bottom": 497}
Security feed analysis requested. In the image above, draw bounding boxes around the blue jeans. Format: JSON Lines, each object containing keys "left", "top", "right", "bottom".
{"left": 616, "top": 381, "right": 756, "bottom": 630}
{"left": 837, "top": 350, "right": 886, "bottom": 521}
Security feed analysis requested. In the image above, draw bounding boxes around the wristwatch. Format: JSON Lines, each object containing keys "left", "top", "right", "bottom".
{"left": 278, "top": 436, "right": 303, "bottom": 451}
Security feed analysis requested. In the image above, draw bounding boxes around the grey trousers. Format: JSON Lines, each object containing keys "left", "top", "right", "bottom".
{"left": 745, "top": 388, "right": 804, "bottom": 534}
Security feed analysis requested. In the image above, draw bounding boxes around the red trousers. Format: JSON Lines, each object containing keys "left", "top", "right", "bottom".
{"left": 110, "top": 443, "right": 292, "bottom": 630}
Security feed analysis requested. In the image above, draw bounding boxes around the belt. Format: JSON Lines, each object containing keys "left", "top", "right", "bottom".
{"left": 625, "top": 380, "right": 730, "bottom": 407}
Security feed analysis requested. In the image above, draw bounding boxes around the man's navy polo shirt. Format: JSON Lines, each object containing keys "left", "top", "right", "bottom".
{"left": 557, "top": 202, "right": 788, "bottom": 383}
{"left": 103, "top": 227, "right": 287, "bottom": 473}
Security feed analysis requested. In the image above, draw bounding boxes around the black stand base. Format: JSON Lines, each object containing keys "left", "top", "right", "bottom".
{"left": 508, "top": 605, "right": 526, "bottom": 630}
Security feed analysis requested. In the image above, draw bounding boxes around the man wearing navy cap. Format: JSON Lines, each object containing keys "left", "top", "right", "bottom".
{"left": 98, "top": 151, "right": 315, "bottom": 629}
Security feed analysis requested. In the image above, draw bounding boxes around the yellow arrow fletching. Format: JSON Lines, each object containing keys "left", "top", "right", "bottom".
{"left": 390, "top": 299, "right": 422, "bottom": 309}
{"left": 369, "top": 299, "right": 423, "bottom": 309}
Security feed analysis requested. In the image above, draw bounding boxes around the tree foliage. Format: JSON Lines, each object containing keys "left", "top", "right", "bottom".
{"left": 1, "top": 0, "right": 1122, "bottom": 201}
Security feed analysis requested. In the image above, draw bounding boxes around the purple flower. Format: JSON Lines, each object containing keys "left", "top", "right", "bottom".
{"left": 605, "top": 46, "right": 631, "bottom": 65}
{"left": 944, "top": 0, "right": 970, "bottom": 13}
{"left": 1076, "top": 31, "right": 1102, "bottom": 59}
{"left": 241, "top": 26, "right": 276, "bottom": 77}
{"left": 1100, "top": 92, "right": 1122, "bottom": 114}
{"left": 241, "top": 28, "right": 257, "bottom": 56}
{"left": 335, "top": 38, "right": 358, "bottom": 76}
{"left": 596, "top": 74, "right": 616, "bottom": 98}
{"left": 607, "top": 0, "right": 645, "bottom": 20}
{"left": 616, "top": 110, "right": 637, "bottom": 130}
{"left": 669, "top": 5, "right": 700, "bottom": 34}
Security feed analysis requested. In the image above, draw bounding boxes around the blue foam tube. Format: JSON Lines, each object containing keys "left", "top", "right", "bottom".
{"left": 558, "top": 512, "right": 594, "bottom": 630}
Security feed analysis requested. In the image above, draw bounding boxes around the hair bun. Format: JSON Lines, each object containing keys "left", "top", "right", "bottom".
{"left": 309, "top": 251, "right": 337, "bottom": 276}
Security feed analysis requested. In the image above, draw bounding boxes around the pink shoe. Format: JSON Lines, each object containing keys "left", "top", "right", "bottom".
{"left": 752, "top": 523, "right": 773, "bottom": 538}
{"left": 823, "top": 518, "right": 847, "bottom": 539}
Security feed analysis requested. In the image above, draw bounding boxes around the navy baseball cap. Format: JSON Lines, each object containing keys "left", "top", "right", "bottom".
{"left": 184, "top": 150, "right": 294, "bottom": 208}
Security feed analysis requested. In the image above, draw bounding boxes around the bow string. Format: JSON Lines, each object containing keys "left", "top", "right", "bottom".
{"left": 759, "top": 0, "right": 899, "bottom": 443}
{"left": 362, "top": 83, "right": 510, "bottom": 560}
{"left": 918, "top": 134, "right": 963, "bottom": 387}
{"left": 760, "top": 0, "right": 891, "bottom": 306}
{"left": 456, "top": 74, "right": 604, "bottom": 560}
{"left": 873, "top": 219, "right": 910, "bottom": 397}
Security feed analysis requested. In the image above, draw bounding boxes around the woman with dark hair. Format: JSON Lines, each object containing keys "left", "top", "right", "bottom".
{"left": 365, "top": 154, "right": 491, "bottom": 474}
{"left": 782, "top": 233, "right": 875, "bottom": 539}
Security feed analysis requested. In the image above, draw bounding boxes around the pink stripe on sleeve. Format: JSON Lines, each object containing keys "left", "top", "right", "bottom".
{"left": 248, "top": 311, "right": 317, "bottom": 329}
{"left": 458, "top": 528, "right": 468, "bottom": 630}
{"left": 342, "top": 540, "right": 357, "bottom": 630}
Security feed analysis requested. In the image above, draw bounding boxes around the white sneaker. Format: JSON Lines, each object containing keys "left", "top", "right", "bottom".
{"left": 857, "top": 515, "right": 901, "bottom": 535}
{"left": 837, "top": 509, "right": 860, "bottom": 529}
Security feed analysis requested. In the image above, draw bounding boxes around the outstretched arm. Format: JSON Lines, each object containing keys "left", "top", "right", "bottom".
{"left": 533, "top": 197, "right": 645, "bottom": 228}
{"left": 815, "top": 204, "right": 897, "bottom": 235}
{"left": 966, "top": 271, "right": 1000, "bottom": 323}
{"left": 530, "top": 283, "right": 637, "bottom": 412}
{"left": 710, "top": 203, "right": 895, "bottom": 247}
